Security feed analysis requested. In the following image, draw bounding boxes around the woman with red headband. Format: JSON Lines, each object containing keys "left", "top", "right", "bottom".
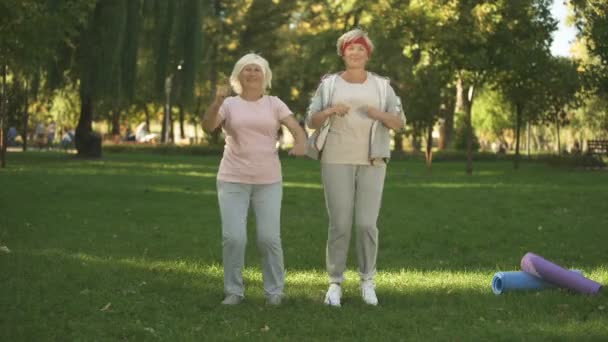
{"left": 306, "top": 29, "right": 406, "bottom": 307}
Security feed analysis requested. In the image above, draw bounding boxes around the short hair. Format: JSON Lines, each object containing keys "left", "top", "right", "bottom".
{"left": 336, "top": 28, "right": 374, "bottom": 56}
{"left": 229, "top": 53, "right": 273, "bottom": 95}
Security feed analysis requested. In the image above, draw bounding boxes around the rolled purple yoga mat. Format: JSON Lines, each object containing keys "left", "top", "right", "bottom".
{"left": 521, "top": 252, "right": 602, "bottom": 295}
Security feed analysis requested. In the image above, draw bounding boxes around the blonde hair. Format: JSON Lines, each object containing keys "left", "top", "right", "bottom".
{"left": 336, "top": 28, "right": 374, "bottom": 56}
{"left": 229, "top": 53, "right": 273, "bottom": 94}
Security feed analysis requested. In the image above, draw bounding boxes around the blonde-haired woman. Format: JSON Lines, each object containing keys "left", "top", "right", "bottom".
{"left": 203, "top": 53, "right": 307, "bottom": 306}
{"left": 306, "top": 29, "right": 406, "bottom": 307}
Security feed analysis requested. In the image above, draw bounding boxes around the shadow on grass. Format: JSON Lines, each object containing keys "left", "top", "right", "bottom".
{"left": 3, "top": 152, "right": 608, "bottom": 339}
{"left": 2, "top": 247, "right": 607, "bottom": 340}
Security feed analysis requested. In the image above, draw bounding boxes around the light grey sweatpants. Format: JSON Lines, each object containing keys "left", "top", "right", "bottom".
{"left": 321, "top": 163, "right": 386, "bottom": 284}
{"left": 217, "top": 180, "right": 284, "bottom": 298}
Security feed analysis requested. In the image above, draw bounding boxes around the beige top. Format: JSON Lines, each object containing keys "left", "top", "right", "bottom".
{"left": 321, "top": 76, "right": 380, "bottom": 165}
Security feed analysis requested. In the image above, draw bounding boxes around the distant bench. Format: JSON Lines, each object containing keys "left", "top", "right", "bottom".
{"left": 587, "top": 139, "right": 608, "bottom": 157}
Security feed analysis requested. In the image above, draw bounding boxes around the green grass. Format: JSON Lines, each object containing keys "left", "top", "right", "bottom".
{"left": 1, "top": 151, "right": 607, "bottom": 341}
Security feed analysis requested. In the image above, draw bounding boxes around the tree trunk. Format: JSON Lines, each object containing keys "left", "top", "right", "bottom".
{"left": 456, "top": 77, "right": 475, "bottom": 175}
{"left": 439, "top": 115, "right": 454, "bottom": 150}
{"left": 425, "top": 123, "right": 433, "bottom": 171}
{"left": 169, "top": 108, "right": 175, "bottom": 142}
{"left": 75, "top": 94, "right": 102, "bottom": 157}
{"left": 555, "top": 115, "right": 561, "bottom": 155}
{"left": 179, "top": 104, "right": 185, "bottom": 140}
{"left": 142, "top": 103, "right": 150, "bottom": 129}
{"left": 411, "top": 123, "right": 422, "bottom": 153}
{"left": 162, "top": 75, "right": 172, "bottom": 143}
{"left": 111, "top": 108, "right": 121, "bottom": 136}
{"left": 532, "top": 125, "right": 540, "bottom": 151}
{"left": 206, "top": 26, "right": 222, "bottom": 146}
{"left": 22, "top": 79, "right": 29, "bottom": 152}
{"left": 526, "top": 122, "right": 530, "bottom": 157}
{"left": 393, "top": 132, "right": 403, "bottom": 154}
{"left": 514, "top": 103, "right": 523, "bottom": 170}
{"left": 1, "top": 64, "right": 7, "bottom": 168}
{"left": 162, "top": 105, "right": 169, "bottom": 143}
{"left": 439, "top": 88, "right": 455, "bottom": 150}
{"left": 194, "top": 95, "right": 202, "bottom": 144}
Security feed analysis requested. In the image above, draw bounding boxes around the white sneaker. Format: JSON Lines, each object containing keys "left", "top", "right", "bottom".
{"left": 324, "top": 283, "right": 342, "bottom": 307}
{"left": 221, "top": 294, "right": 243, "bottom": 305}
{"left": 361, "top": 280, "right": 378, "bottom": 306}
{"left": 266, "top": 294, "right": 282, "bottom": 306}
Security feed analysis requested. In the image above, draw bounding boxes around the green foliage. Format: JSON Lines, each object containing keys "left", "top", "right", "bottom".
{"left": 78, "top": 1, "right": 128, "bottom": 100}
{"left": 151, "top": 0, "right": 175, "bottom": 99}
{"left": 472, "top": 87, "right": 513, "bottom": 142}
{"left": 0, "top": 0, "right": 95, "bottom": 73}
{"left": 5, "top": 77, "right": 26, "bottom": 127}
{"left": 4, "top": 0, "right": 608, "bottom": 155}
{"left": 572, "top": 0, "right": 608, "bottom": 66}
{"left": 119, "top": 0, "right": 142, "bottom": 103}
{"left": 174, "top": 0, "right": 203, "bottom": 106}
{"left": 452, "top": 111, "right": 481, "bottom": 151}
{"left": 572, "top": 0, "right": 608, "bottom": 96}
{"left": 539, "top": 57, "right": 582, "bottom": 126}
{"left": 404, "top": 65, "right": 447, "bottom": 126}
{"left": 48, "top": 84, "right": 81, "bottom": 130}
{"left": 570, "top": 95, "right": 608, "bottom": 139}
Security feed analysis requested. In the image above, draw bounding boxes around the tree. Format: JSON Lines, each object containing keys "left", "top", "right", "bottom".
{"left": 541, "top": 57, "right": 582, "bottom": 154}
{"left": 572, "top": 0, "right": 608, "bottom": 67}
{"left": 436, "top": 0, "right": 506, "bottom": 174}
{"left": 472, "top": 88, "right": 514, "bottom": 148}
{"left": 0, "top": 0, "right": 95, "bottom": 165}
{"left": 492, "top": 0, "right": 556, "bottom": 169}
{"left": 74, "top": 1, "right": 129, "bottom": 157}
{"left": 572, "top": 0, "right": 608, "bottom": 137}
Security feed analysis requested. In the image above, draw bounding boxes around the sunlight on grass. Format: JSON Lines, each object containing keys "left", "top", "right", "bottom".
{"left": 36, "top": 249, "right": 222, "bottom": 276}
{"left": 147, "top": 186, "right": 217, "bottom": 195}
{"left": 87, "top": 161, "right": 202, "bottom": 171}
{"left": 391, "top": 182, "right": 576, "bottom": 190}
{"left": 32, "top": 249, "right": 603, "bottom": 296}
{"left": 174, "top": 171, "right": 217, "bottom": 178}
{"left": 36, "top": 167, "right": 218, "bottom": 178}
{"left": 283, "top": 181, "right": 323, "bottom": 189}
{"left": 4, "top": 154, "right": 608, "bottom": 340}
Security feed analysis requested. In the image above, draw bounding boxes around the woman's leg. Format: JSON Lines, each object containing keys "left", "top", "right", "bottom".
{"left": 251, "top": 182, "right": 285, "bottom": 297}
{"left": 353, "top": 164, "right": 386, "bottom": 281}
{"left": 321, "top": 163, "right": 356, "bottom": 284}
{"left": 217, "top": 181, "right": 251, "bottom": 298}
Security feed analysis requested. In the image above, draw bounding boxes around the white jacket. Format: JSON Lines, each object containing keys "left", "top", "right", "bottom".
{"left": 305, "top": 72, "right": 406, "bottom": 161}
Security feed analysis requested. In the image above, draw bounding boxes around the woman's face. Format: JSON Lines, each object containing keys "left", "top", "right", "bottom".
{"left": 342, "top": 43, "right": 369, "bottom": 69}
{"left": 238, "top": 63, "right": 264, "bottom": 91}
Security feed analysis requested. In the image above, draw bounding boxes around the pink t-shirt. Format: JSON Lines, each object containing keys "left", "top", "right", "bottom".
{"left": 216, "top": 95, "right": 292, "bottom": 184}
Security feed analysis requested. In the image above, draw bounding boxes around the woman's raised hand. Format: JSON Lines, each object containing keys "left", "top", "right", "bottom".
{"left": 215, "top": 84, "right": 232, "bottom": 102}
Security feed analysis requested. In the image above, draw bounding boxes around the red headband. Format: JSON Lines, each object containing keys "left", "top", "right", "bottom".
{"left": 340, "top": 37, "right": 372, "bottom": 56}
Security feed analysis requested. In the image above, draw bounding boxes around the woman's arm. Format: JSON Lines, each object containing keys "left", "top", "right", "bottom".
{"left": 280, "top": 116, "right": 307, "bottom": 156}
{"left": 202, "top": 85, "right": 231, "bottom": 132}
{"left": 367, "top": 106, "right": 404, "bottom": 131}
{"left": 308, "top": 104, "right": 349, "bottom": 129}
{"left": 305, "top": 77, "right": 348, "bottom": 129}
{"left": 367, "top": 83, "right": 406, "bottom": 131}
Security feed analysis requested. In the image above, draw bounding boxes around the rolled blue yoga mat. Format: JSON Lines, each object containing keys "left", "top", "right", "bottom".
{"left": 492, "top": 270, "right": 582, "bottom": 295}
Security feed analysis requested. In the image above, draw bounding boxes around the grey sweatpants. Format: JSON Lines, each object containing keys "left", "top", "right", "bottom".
{"left": 321, "top": 163, "right": 386, "bottom": 283}
{"left": 217, "top": 181, "right": 284, "bottom": 297}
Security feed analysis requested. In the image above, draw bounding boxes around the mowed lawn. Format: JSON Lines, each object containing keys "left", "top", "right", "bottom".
{"left": 1, "top": 151, "right": 607, "bottom": 341}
